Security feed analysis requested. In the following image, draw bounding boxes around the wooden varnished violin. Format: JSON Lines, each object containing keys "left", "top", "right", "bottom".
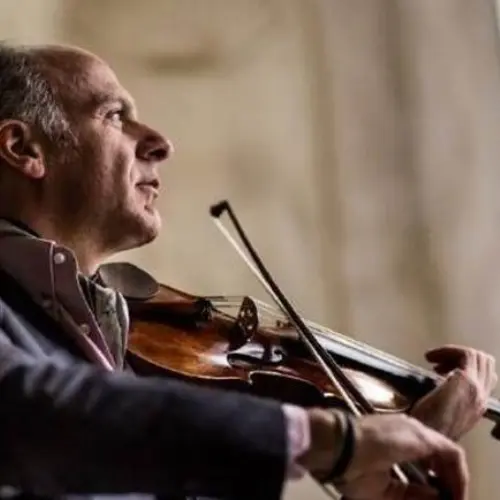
{"left": 98, "top": 200, "right": 500, "bottom": 499}
{"left": 110, "top": 266, "right": 412, "bottom": 412}
{"left": 100, "top": 261, "right": 500, "bottom": 430}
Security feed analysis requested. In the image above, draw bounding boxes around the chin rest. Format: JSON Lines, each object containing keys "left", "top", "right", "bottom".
{"left": 97, "top": 261, "right": 159, "bottom": 300}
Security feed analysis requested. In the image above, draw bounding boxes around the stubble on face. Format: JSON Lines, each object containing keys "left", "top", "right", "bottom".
{"left": 34, "top": 46, "right": 163, "bottom": 254}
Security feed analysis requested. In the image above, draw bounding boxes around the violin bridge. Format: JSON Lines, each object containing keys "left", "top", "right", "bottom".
{"left": 234, "top": 296, "right": 259, "bottom": 341}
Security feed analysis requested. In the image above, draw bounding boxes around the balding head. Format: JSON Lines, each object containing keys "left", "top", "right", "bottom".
{"left": 32, "top": 45, "right": 136, "bottom": 133}
{"left": 0, "top": 43, "right": 129, "bottom": 146}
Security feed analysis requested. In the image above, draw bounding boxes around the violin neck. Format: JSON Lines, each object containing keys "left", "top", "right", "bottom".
{"left": 486, "top": 397, "right": 500, "bottom": 420}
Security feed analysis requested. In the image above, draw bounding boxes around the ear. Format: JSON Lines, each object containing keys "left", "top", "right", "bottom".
{"left": 0, "top": 120, "right": 46, "bottom": 179}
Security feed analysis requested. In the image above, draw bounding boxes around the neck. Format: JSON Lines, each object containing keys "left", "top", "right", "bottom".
{"left": 4, "top": 214, "right": 109, "bottom": 276}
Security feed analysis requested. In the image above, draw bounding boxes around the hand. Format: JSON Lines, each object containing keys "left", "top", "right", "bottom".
{"left": 336, "top": 414, "right": 468, "bottom": 500}
{"left": 300, "top": 411, "right": 468, "bottom": 500}
{"left": 410, "top": 344, "right": 497, "bottom": 440}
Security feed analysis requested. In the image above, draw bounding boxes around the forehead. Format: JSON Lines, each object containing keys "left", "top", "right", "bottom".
{"left": 38, "top": 49, "right": 135, "bottom": 114}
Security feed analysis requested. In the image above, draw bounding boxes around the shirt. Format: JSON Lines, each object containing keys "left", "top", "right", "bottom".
{"left": 0, "top": 219, "right": 311, "bottom": 481}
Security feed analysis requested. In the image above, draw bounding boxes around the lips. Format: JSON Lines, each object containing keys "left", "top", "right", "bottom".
{"left": 137, "top": 179, "right": 160, "bottom": 197}
{"left": 138, "top": 178, "right": 160, "bottom": 189}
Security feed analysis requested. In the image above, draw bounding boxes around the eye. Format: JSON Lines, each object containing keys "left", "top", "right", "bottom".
{"left": 106, "top": 108, "right": 125, "bottom": 124}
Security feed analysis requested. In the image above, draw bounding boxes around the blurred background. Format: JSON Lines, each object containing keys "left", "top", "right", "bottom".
{"left": 4, "top": 0, "right": 500, "bottom": 498}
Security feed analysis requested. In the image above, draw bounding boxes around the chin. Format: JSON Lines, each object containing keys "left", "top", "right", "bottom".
{"left": 114, "top": 210, "right": 162, "bottom": 252}
{"left": 137, "top": 211, "right": 162, "bottom": 245}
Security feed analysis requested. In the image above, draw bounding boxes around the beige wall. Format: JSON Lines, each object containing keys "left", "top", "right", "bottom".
{"left": 3, "top": 1, "right": 500, "bottom": 498}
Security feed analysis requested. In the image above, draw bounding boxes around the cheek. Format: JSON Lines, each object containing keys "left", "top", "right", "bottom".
{"left": 53, "top": 128, "right": 137, "bottom": 209}
{"left": 91, "top": 134, "right": 136, "bottom": 195}
{"left": 44, "top": 160, "right": 95, "bottom": 222}
{"left": 105, "top": 134, "right": 135, "bottom": 176}
{"left": 114, "top": 150, "right": 138, "bottom": 202}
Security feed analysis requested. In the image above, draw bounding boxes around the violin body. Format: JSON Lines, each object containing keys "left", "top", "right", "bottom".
{"left": 126, "top": 281, "right": 413, "bottom": 412}
{"left": 99, "top": 262, "right": 453, "bottom": 415}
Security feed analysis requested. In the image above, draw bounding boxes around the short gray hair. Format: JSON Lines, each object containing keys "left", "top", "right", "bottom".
{"left": 0, "top": 42, "right": 70, "bottom": 142}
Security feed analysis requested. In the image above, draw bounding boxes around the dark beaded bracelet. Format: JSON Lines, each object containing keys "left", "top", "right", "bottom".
{"left": 326, "top": 412, "right": 355, "bottom": 481}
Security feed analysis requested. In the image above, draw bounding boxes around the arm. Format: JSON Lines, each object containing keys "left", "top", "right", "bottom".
{"left": 0, "top": 324, "right": 471, "bottom": 500}
{"left": 0, "top": 332, "right": 287, "bottom": 499}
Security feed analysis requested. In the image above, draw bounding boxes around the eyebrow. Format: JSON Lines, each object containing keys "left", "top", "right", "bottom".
{"left": 90, "top": 92, "right": 137, "bottom": 118}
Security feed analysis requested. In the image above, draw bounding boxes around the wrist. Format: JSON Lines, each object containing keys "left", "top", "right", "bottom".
{"left": 298, "top": 408, "right": 350, "bottom": 480}
{"left": 324, "top": 412, "right": 355, "bottom": 481}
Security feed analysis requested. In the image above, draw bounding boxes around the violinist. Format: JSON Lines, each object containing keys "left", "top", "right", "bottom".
{"left": 0, "top": 42, "right": 494, "bottom": 500}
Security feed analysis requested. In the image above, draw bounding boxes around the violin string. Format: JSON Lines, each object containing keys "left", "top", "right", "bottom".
{"left": 209, "top": 294, "right": 435, "bottom": 378}
{"left": 210, "top": 295, "right": 500, "bottom": 420}
{"left": 250, "top": 298, "right": 439, "bottom": 381}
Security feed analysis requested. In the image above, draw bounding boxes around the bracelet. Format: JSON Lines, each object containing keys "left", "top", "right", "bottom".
{"left": 325, "top": 412, "right": 355, "bottom": 481}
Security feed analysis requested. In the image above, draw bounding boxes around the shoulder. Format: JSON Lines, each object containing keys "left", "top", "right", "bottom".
{"left": 0, "top": 267, "right": 41, "bottom": 327}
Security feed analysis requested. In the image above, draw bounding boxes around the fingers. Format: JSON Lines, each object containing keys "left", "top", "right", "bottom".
{"left": 433, "top": 363, "right": 458, "bottom": 376}
{"left": 477, "top": 353, "right": 488, "bottom": 388}
{"left": 347, "top": 414, "right": 455, "bottom": 471}
{"left": 396, "top": 481, "right": 462, "bottom": 500}
{"left": 426, "top": 439, "right": 469, "bottom": 500}
{"left": 386, "top": 427, "right": 469, "bottom": 500}
{"left": 391, "top": 482, "right": 440, "bottom": 500}
{"left": 336, "top": 474, "right": 440, "bottom": 500}
{"left": 426, "top": 345, "right": 497, "bottom": 387}
{"left": 347, "top": 414, "right": 424, "bottom": 471}
{"left": 483, "top": 353, "right": 498, "bottom": 393}
{"left": 333, "top": 414, "right": 469, "bottom": 500}
{"left": 425, "top": 345, "right": 468, "bottom": 368}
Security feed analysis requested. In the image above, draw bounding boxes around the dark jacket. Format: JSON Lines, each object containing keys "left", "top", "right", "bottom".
{"left": 0, "top": 221, "right": 288, "bottom": 500}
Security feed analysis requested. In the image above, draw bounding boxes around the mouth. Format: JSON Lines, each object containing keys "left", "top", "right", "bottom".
{"left": 137, "top": 179, "right": 160, "bottom": 197}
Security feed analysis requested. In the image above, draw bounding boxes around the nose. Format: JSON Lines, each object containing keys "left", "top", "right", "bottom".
{"left": 136, "top": 127, "right": 173, "bottom": 163}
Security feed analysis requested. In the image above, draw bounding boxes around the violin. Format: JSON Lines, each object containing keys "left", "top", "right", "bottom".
{"left": 98, "top": 200, "right": 500, "bottom": 499}
{"left": 104, "top": 263, "right": 411, "bottom": 411}
{"left": 100, "top": 262, "right": 500, "bottom": 431}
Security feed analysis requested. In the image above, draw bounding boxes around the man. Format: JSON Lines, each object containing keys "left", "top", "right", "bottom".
{"left": 0, "top": 41, "right": 493, "bottom": 500}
